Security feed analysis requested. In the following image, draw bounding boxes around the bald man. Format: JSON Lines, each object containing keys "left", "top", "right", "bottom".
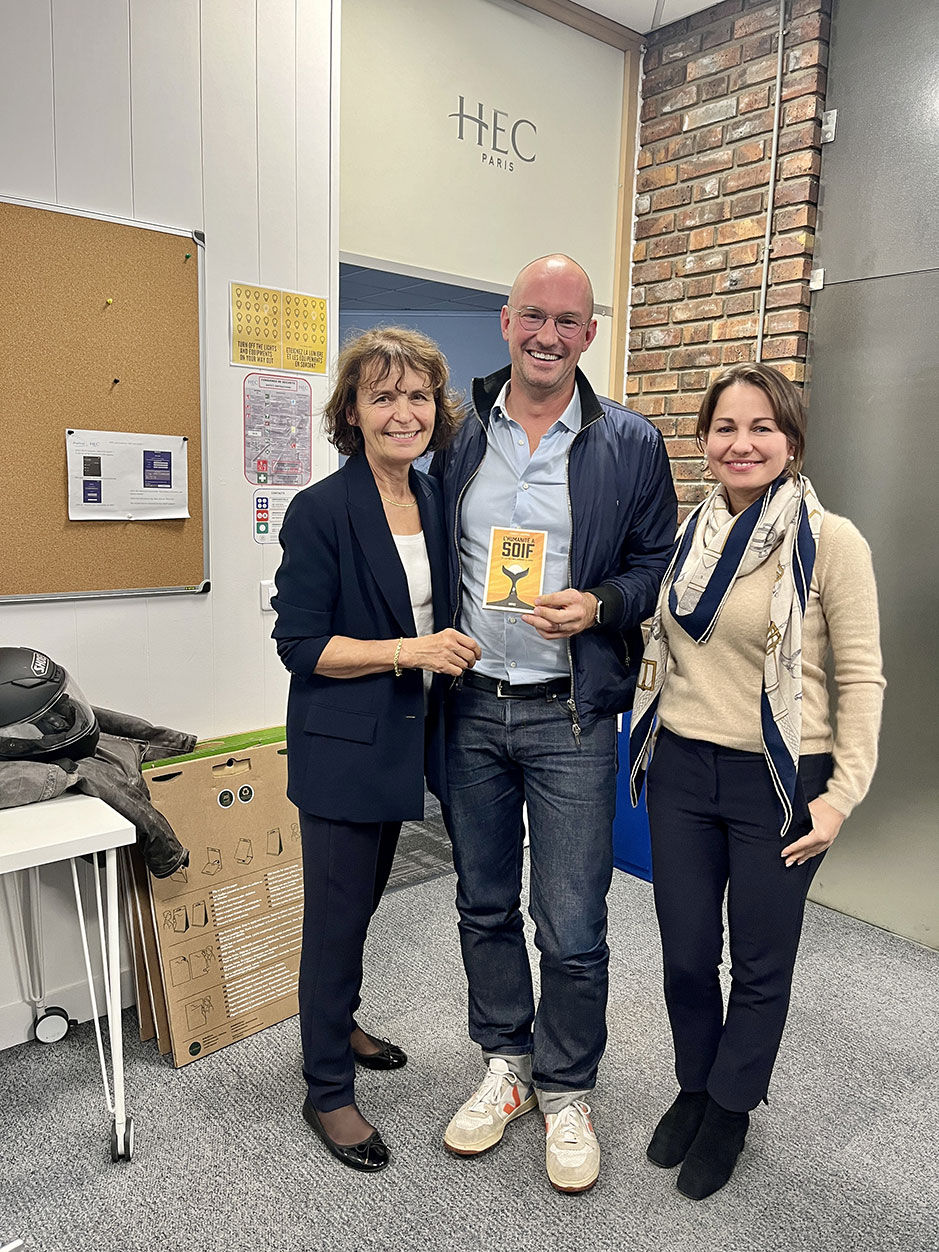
{"left": 431, "top": 255, "right": 677, "bottom": 1192}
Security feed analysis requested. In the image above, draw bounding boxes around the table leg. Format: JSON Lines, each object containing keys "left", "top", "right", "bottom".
{"left": 105, "top": 847, "right": 132, "bottom": 1160}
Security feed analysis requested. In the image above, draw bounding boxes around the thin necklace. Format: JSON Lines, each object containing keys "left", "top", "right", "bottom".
{"left": 379, "top": 492, "right": 417, "bottom": 508}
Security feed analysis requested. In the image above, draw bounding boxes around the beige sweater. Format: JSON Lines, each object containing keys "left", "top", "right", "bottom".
{"left": 657, "top": 512, "right": 885, "bottom": 817}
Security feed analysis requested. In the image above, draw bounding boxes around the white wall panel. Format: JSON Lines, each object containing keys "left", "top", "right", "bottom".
{"left": 200, "top": 0, "right": 258, "bottom": 270}
{"left": 129, "top": 0, "right": 203, "bottom": 230}
{"left": 0, "top": 1, "right": 56, "bottom": 202}
{"left": 582, "top": 315, "right": 613, "bottom": 400}
{"left": 257, "top": 0, "right": 299, "bottom": 289}
{"left": 256, "top": 0, "right": 340, "bottom": 730}
{"left": 1, "top": 0, "right": 337, "bottom": 1042}
{"left": 341, "top": 0, "right": 624, "bottom": 327}
{"left": 1, "top": 602, "right": 79, "bottom": 670}
{"left": 257, "top": 0, "right": 309, "bottom": 726}
{"left": 297, "top": 0, "right": 339, "bottom": 491}
{"left": 143, "top": 595, "right": 216, "bottom": 734}
{"left": 73, "top": 598, "right": 152, "bottom": 716}
{"left": 297, "top": 0, "right": 334, "bottom": 304}
{"left": 51, "top": 0, "right": 133, "bottom": 216}
{"left": 199, "top": 0, "right": 266, "bottom": 735}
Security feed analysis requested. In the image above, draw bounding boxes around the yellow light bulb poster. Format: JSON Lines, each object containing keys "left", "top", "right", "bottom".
{"left": 231, "top": 286, "right": 282, "bottom": 368}
{"left": 482, "top": 527, "right": 547, "bottom": 612}
{"left": 281, "top": 289, "right": 328, "bottom": 374}
{"left": 230, "top": 284, "right": 327, "bottom": 373}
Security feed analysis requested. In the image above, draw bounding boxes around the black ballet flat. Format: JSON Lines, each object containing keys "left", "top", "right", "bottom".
{"left": 302, "top": 1098, "right": 390, "bottom": 1172}
{"left": 352, "top": 1032, "right": 408, "bottom": 1070}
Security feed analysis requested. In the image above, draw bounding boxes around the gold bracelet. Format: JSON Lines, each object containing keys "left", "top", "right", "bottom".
{"left": 393, "top": 637, "right": 404, "bottom": 678}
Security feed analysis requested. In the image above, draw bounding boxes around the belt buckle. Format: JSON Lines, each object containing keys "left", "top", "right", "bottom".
{"left": 496, "top": 679, "right": 511, "bottom": 699}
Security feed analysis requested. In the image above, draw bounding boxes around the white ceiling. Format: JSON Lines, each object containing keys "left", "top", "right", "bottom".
{"left": 576, "top": 1, "right": 726, "bottom": 36}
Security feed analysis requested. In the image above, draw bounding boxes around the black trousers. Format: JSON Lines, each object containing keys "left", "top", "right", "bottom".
{"left": 298, "top": 812, "right": 401, "bottom": 1110}
{"left": 646, "top": 728, "right": 833, "bottom": 1112}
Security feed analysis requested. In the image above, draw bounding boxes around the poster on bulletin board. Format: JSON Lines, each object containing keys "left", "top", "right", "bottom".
{"left": 66, "top": 429, "right": 190, "bottom": 520}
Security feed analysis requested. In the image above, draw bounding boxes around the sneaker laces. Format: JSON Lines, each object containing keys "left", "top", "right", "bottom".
{"left": 551, "top": 1101, "right": 591, "bottom": 1144}
{"left": 468, "top": 1065, "right": 518, "bottom": 1113}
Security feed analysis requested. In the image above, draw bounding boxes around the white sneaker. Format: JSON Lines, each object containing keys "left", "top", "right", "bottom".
{"left": 444, "top": 1058, "right": 537, "bottom": 1156}
{"left": 544, "top": 1101, "right": 600, "bottom": 1193}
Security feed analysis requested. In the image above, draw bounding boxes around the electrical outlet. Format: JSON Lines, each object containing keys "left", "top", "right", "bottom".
{"left": 259, "top": 580, "right": 275, "bottom": 612}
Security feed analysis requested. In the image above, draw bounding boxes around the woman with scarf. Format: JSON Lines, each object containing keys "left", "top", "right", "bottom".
{"left": 629, "top": 362, "right": 884, "bottom": 1201}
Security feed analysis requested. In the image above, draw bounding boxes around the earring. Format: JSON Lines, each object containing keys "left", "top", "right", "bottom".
{"left": 787, "top": 455, "right": 794, "bottom": 461}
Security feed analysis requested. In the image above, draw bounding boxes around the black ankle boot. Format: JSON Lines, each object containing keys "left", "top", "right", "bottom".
{"left": 646, "top": 1090, "right": 709, "bottom": 1168}
{"left": 676, "top": 1096, "right": 749, "bottom": 1200}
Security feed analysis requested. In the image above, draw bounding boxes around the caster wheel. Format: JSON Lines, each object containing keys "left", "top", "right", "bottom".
{"left": 110, "top": 1115, "right": 135, "bottom": 1162}
{"left": 34, "top": 1006, "right": 72, "bottom": 1044}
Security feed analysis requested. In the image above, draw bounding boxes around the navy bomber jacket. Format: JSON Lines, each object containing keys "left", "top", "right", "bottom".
{"left": 430, "top": 365, "right": 677, "bottom": 730}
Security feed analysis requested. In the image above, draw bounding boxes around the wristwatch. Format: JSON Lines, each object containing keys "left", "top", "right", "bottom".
{"left": 593, "top": 592, "right": 604, "bottom": 628}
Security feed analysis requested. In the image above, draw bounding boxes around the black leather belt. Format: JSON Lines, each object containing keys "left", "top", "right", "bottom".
{"left": 461, "top": 670, "right": 570, "bottom": 700}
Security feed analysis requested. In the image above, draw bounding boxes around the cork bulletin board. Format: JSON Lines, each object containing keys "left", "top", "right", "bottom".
{"left": 0, "top": 199, "right": 207, "bottom": 601}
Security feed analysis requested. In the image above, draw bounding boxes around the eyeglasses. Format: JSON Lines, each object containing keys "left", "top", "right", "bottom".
{"left": 507, "top": 306, "right": 591, "bottom": 339}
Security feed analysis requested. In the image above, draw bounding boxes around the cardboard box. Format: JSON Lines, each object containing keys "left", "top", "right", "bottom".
{"left": 142, "top": 728, "right": 302, "bottom": 1066}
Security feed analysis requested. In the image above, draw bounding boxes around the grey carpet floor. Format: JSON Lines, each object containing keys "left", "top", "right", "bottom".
{"left": 385, "top": 795, "right": 452, "bottom": 893}
{"left": 2, "top": 866, "right": 936, "bottom": 1252}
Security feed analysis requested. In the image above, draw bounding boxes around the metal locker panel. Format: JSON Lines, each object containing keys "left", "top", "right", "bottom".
{"left": 814, "top": 0, "right": 939, "bottom": 284}
{"left": 805, "top": 271, "right": 939, "bottom": 947}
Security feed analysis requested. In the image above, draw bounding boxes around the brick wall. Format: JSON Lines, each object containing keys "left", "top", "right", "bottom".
{"left": 626, "top": 0, "right": 830, "bottom": 514}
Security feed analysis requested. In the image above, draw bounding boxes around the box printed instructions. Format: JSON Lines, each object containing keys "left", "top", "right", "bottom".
{"left": 144, "top": 732, "right": 303, "bottom": 1067}
{"left": 482, "top": 527, "right": 548, "bottom": 612}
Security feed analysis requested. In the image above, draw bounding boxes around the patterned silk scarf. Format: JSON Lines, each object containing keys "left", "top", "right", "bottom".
{"left": 629, "top": 473, "right": 824, "bottom": 836}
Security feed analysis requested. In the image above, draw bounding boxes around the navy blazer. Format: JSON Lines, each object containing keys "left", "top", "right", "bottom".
{"left": 271, "top": 452, "right": 450, "bottom": 823}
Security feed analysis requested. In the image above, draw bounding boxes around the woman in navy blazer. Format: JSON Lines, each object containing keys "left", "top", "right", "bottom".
{"left": 272, "top": 328, "right": 479, "bottom": 1173}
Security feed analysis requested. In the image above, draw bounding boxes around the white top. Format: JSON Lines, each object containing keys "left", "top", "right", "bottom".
{"left": 393, "top": 530, "right": 434, "bottom": 699}
{"left": 0, "top": 793, "right": 135, "bottom": 874}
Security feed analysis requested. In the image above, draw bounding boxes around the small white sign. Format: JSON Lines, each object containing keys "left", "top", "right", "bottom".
{"left": 66, "top": 429, "right": 190, "bottom": 521}
{"left": 253, "top": 487, "right": 297, "bottom": 545}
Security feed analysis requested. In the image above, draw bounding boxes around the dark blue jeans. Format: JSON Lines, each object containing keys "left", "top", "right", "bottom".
{"left": 646, "top": 728, "right": 833, "bottom": 1112}
{"left": 445, "top": 684, "right": 617, "bottom": 1094}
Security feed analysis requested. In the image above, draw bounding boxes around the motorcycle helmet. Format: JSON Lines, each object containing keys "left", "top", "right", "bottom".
{"left": 0, "top": 648, "right": 99, "bottom": 763}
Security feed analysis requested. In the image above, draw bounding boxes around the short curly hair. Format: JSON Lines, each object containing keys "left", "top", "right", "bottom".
{"left": 324, "top": 326, "right": 465, "bottom": 458}
{"left": 695, "top": 362, "right": 807, "bottom": 476}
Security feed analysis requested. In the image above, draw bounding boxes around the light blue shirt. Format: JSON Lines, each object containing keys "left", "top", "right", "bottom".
{"left": 458, "top": 383, "right": 580, "bottom": 683}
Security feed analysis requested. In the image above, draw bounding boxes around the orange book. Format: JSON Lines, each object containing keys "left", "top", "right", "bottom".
{"left": 482, "top": 527, "right": 548, "bottom": 612}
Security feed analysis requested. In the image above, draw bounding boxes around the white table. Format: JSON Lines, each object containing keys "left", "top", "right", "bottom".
{"left": 0, "top": 793, "right": 136, "bottom": 1161}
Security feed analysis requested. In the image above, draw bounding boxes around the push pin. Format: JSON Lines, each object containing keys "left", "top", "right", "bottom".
{"left": 112, "top": 378, "right": 120, "bottom": 386}
{"left": 106, "top": 297, "right": 113, "bottom": 305}
{"left": 185, "top": 252, "right": 192, "bottom": 260}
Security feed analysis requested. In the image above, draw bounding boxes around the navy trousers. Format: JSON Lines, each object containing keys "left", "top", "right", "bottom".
{"left": 298, "top": 812, "right": 401, "bottom": 1110}
{"left": 646, "top": 728, "right": 833, "bottom": 1112}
